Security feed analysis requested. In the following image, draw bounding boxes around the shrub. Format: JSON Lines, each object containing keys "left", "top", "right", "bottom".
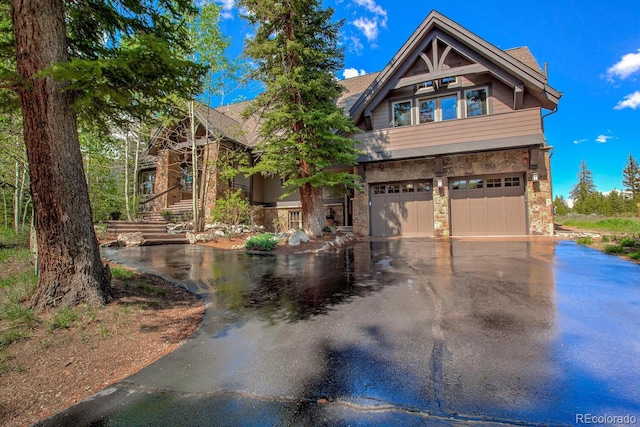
{"left": 160, "top": 210, "right": 174, "bottom": 222}
{"left": 628, "top": 252, "right": 640, "bottom": 260}
{"left": 601, "top": 235, "right": 611, "bottom": 243}
{"left": 619, "top": 236, "right": 638, "bottom": 247}
{"left": 212, "top": 190, "right": 256, "bottom": 236}
{"left": 575, "top": 237, "right": 593, "bottom": 245}
{"left": 245, "top": 233, "right": 280, "bottom": 251}
{"left": 603, "top": 245, "right": 624, "bottom": 255}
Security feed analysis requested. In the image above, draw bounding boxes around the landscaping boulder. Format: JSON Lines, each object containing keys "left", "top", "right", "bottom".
{"left": 288, "top": 230, "right": 310, "bottom": 246}
{"left": 117, "top": 232, "right": 144, "bottom": 247}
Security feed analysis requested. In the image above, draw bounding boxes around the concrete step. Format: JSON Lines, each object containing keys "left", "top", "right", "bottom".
{"left": 106, "top": 221, "right": 168, "bottom": 235}
{"left": 140, "top": 238, "right": 190, "bottom": 246}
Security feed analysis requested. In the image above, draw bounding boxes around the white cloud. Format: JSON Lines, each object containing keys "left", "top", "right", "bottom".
{"left": 596, "top": 134, "right": 613, "bottom": 144}
{"left": 216, "top": 0, "right": 234, "bottom": 19}
{"left": 343, "top": 67, "right": 366, "bottom": 79}
{"left": 349, "top": 0, "right": 388, "bottom": 45}
{"left": 614, "top": 91, "right": 640, "bottom": 110}
{"left": 353, "top": 17, "right": 379, "bottom": 42}
{"left": 573, "top": 139, "right": 587, "bottom": 145}
{"left": 607, "top": 49, "right": 640, "bottom": 80}
{"left": 353, "top": 0, "right": 387, "bottom": 18}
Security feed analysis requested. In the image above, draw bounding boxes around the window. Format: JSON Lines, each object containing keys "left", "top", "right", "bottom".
{"left": 387, "top": 184, "right": 400, "bottom": 194}
{"left": 419, "top": 99, "right": 435, "bottom": 123}
{"left": 289, "top": 211, "right": 303, "bottom": 230}
{"left": 419, "top": 95, "right": 459, "bottom": 123}
{"left": 140, "top": 171, "right": 156, "bottom": 196}
{"left": 505, "top": 176, "right": 521, "bottom": 187}
{"left": 441, "top": 76, "right": 457, "bottom": 85}
{"left": 373, "top": 185, "right": 386, "bottom": 195}
{"left": 417, "top": 182, "right": 431, "bottom": 192}
{"left": 392, "top": 100, "right": 412, "bottom": 127}
{"left": 441, "top": 95, "right": 458, "bottom": 121}
{"left": 451, "top": 180, "right": 466, "bottom": 190}
{"left": 486, "top": 178, "right": 502, "bottom": 188}
{"left": 401, "top": 183, "right": 415, "bottom": 193}
{"left": 465, "top": 88, "right": 488, "bottom": 117}
{"left": 468, "top": 179, "right": 484, "bottom": 189}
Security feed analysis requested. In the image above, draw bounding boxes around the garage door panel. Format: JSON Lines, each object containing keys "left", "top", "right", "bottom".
{"left": 370, "top": 182, "right": 434, "bottom": 237}
{"left": 450, "top": 175, "right": 526, "bottom": 236}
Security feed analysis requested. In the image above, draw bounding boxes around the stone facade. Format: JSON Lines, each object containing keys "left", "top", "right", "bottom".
{"left": 353, "top": 148, "right": 554, "bottom": 237}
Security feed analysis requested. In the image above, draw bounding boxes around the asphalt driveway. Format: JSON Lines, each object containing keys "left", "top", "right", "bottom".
{"left": 38, "top": 239, "right": 640, "bottom": 426}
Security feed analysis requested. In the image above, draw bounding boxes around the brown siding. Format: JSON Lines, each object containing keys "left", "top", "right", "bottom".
{"left": 355, "top": 108, "right": 543, "bottom": 157}
{"left": 261, "top": 176, "right": 300, "bottom": 205}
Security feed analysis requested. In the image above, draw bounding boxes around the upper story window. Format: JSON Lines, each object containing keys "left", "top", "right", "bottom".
{"left": 392, "top": 100, "right": 413, "bottom": 127}
{"left": 419, "top": 94, "right": 459, "bottom": 123}
{"left": 464, "top": 87, "right": 488, "bottom": 117}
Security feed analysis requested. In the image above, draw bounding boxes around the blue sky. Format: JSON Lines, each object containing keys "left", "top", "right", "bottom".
{"left": 213, "top": 0, "right": 640, "bottom": 199}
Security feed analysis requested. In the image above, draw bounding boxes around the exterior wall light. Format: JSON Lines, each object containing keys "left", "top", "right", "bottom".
{"left": 436, "top": 178, "right": 443, "bottom": 188}
{"left": 531, "top": 172, "right": 539, "bottom": 182}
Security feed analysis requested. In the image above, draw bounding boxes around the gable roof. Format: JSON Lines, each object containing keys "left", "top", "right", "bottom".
{"left": 210, "top": 73, "right": 380, "bottom": 148}
{"left": 349, "top": 10, "right": 561, "bottom": 124}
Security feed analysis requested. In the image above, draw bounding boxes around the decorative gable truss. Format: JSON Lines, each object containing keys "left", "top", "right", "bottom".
{"left": 351, "top": 11, "right": 561, "bottom": 130}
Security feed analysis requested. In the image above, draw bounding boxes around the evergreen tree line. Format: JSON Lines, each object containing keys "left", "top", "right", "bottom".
{"left": 554, "top": 154, "right": 640, "bottom": 216}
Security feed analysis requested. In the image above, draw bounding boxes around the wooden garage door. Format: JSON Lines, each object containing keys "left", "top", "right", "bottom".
{"left": 371, "top": 181, "right": 434, "bottom": 237}
{"left": 450, "top": 175, "right": 526, "bottom": 236}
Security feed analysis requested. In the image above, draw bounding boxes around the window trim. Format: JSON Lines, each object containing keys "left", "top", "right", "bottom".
{"left": 418, "top": 92, "right": 460, "bottom": 123}
{"left": 463, "top": 86, "right": 489, "bottom": 118}
{"left": 391, "top": 99, "right": 413, "bottom": 127}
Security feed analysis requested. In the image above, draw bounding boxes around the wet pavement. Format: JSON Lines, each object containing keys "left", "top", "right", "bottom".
{"left": 38, "top": 239, "right": 640, "bottom": 426}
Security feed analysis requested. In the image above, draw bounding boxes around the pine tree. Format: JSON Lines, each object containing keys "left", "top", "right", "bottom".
{"left": 570, "top": 160, "right": 596, "bottom": 214}
{"left": 622, "top": 153, "right": 640, "bottom": 199}
{"left": 239, "top": 0, "right": 361, "bottom": 237}
{"left": 7, "top": 0, "right": 209, "bottom": 310}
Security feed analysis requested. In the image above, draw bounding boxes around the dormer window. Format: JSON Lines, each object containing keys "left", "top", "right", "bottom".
{"left": 441, "top": 76, "right": 456, "bottom": 85}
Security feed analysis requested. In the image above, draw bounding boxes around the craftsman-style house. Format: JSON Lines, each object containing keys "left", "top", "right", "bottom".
{"left": 141, "top": 10, "right": 561, "bottom": 237}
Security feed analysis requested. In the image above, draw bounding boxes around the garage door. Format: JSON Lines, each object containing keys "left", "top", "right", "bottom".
{"left": 371, "top": 181, "right": 434, "bottom": 237}
{"left": 450, "top": 174, "right": 526, "bottom": 236}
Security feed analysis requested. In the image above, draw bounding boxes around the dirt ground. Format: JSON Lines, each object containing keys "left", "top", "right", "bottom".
{"left": 0, "top": 232, "right": 350, "bottom": 427}
{"left": 0, "top": 263, "right": 204, "bottom": 427}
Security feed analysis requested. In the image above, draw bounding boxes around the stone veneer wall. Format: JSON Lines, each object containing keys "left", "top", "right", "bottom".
{"left": 154, "top": 150, "right": 182, "bottom": 213}
{"left": 352, "top": 148, "right": 554, "bottom": 237}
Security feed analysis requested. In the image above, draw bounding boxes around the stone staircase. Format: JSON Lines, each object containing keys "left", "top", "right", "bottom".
{"left": 105, "top": 221, "right": 189, "bottom": 245}
{"left": 140, "top": 199, "right": 194, "bottom": 222}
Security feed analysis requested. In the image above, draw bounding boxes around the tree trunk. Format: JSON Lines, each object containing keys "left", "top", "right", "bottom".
{"left": 300, "top": 183, "right": 325, "bottom": 237}
{"left": 12, "top": 0, "right": 111, "bottom": 310}
{"left": 123, "top": 132, "right": 132, "bottom": 221}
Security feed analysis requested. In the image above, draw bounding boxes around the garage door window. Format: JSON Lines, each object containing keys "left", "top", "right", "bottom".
{"left": 486, "top": 178, "right": 501, "bottom": 188}
{"left": 373, "top": 185, "right": 386, "bottom": 194}
{"left": 505, "top": 176, "right": 521, "bottom": 187}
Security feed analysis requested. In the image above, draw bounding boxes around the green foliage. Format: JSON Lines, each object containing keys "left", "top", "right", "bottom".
{"left": 0, "top": 246, "right": 38, "bottom": 347}
{"left": 622, "top": 153, "right": 640, "bottom": 198}
{"left": 603, "top": 245, "right": 624, "bottom": 255}
{"left": 161, "top": 210, "right": 174, "bottom": 222}
{"left": 575, "top": 237, "right": 593, "bottom": 245}
{"left": 570, "top": 160, "right": 597, "bottom": 213}
{"left": 79, "top": 126, "right": 126, "bottom": 221}
{"left": 619, "top": 236, "right": 638, "bottom": 247}
{"left": 49, "top": 307, "right": 79, "bottom": 330}
{"left": 557, "top": 216, "right": 640, "bottom": 234}
{"left": 239, "top": 0, "right": 362, "bottom": 207}
{"left": 553, "top": 195, "right": 570, "bottom": 215}
{"left": 110, "top": 266, "right": 135, "bottom": 280}
{"left": 211, "top": 189, "right": 254, "bottom": 228}
{"left": 245, "top": 233, "right": 280, "bottom": 251}
{"left": 628, "top": 252, "right": 640, "bottom": 260}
